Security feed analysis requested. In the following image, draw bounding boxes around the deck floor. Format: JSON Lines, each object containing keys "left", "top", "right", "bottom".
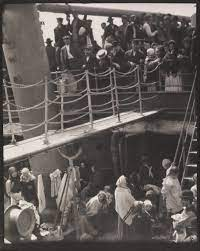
{"left": 4, "top": 110, "right": 159, "bottom": 164}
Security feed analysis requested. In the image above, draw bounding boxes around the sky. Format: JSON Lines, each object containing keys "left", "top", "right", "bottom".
{"left": 39, "top": 3, "right": 196, "bottom": 47}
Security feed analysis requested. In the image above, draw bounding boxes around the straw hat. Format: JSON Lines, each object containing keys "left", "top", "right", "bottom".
{"left": 96, "top": 49, "right": 107, "bottom": 60}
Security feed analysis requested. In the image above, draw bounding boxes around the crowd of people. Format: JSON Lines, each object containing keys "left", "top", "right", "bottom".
{"left": 4, "top": 154, "right": 197, "bottom": 242}
{"left": 45, "top": 13, "right": 195, "bottom": 92}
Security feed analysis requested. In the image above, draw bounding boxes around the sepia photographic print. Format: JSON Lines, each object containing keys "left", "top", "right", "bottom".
{"left": 1, "top": 1, "right": 199, "bottom": 247}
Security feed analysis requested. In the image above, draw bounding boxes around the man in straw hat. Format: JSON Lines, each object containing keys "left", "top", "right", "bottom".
{"left": 45, "top": 38, "right": 57, "bottom": 72}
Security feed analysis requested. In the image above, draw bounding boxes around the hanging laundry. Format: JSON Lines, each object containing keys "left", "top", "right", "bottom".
{"left": 49, "top": 169, "right": 62, "bottom": 198}
{"left": 56, "top": 168, "right": 78, "bottom": 212}
{"left": 37, "top": 174, "right": 46, "bottom": 214}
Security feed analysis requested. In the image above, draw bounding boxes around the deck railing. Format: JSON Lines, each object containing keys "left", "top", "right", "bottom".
{"left": 3, "top": 65, "right": 194, "bottom": 145}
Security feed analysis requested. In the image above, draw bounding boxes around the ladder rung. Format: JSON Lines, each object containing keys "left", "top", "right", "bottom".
{"left": 190, "top": 151, "right": 197, "bottom": 154}
{"left": 183, "top": 177, "right": 193, "bottom": 181}
{"left": 193, "top": 139, "right": 197, "bottom": 141}
{"left": 186, "top": 164, "right": 197, "bottom": 168}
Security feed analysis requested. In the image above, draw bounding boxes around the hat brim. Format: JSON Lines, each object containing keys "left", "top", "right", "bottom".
{"left": 96, "top": 50, "right": 108, "bottom": 60}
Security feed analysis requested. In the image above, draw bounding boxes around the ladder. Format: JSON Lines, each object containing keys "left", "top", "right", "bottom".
{"left": 173, "top": 71, "right": 197, "bottom": 189}
{"left": 181, "top": 122, "right": 197, "bottom": 189}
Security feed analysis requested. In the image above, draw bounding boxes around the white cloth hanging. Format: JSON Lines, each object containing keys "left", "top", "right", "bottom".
{"left": 49, "top": 169, "right": 62, "bottom": 198}
{"left": 56, "top": 171, "right": 74, "bottom": 212}
{"left": 37, "top": 174, "right": 46, "bottom": 214}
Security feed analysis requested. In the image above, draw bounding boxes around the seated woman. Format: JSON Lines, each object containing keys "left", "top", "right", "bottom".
{"left": 86, "top": 191, "right": 109, "bottom": 234}
{"left": 115, "top": 175, "right": 143, "bottom": 240}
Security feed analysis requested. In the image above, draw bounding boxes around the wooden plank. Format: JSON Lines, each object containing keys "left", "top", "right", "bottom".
{"left": 4, "top": 110, "right": 159, "bottom": 164}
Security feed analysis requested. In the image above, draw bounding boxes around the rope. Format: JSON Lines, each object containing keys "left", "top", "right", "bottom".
{"left": 4, "top": 79, "right": 44, "bottom": 88}
{"left": 47, "top": 112, "right": 61, "bottom": 122}
{"left": 88, "top": 69, "right": 114, "bottom": 77}
{"left": 73, "top": 106, "right": 89, "bottom": 113}
{"left": 140, "top": 81, "right": 158, "bottom": 86}
{"left": 92, "top": 100, "right": 113, "bottom": 108}
{"left": 93, "top": 106, "right": 114, "bottom": 113}
{"left": 90, "top": 87, "right": 115, "bottom": 95}
{"left": 8, "top": 97, "right": 59, "bottom": 110}
{"left": 3, "top": 100, "right": 45, "bottom": 112}
{"left": 117, "top": 82, "right": 139, "bottom": 90}
{"left": 21, "top": 121, "right": 45, "bottom": 133}
{"left": 63, "top": 112, "right": 89, "bottom": 124}
{"left": 47, "top": 93, "right": 88, "bottom": 105}
{"left": 90, "top": 84, "right": 112, "bottom": 92}
{"left": 142, "top": 63, "right": 161, "bottom": 73}
{"left": 51, "top": 69, "right": 85, "bottom": 78}
{"left": 142, "top": 95, "right": 158, "bottom": 101}
{"left": 19, "top": 122, "right": 44, "bottom": 127}
{"left": 115, "top": 66, "right": 138, "bottom": 76}
{"left": 51, "top": 73, "right": 86, "bottom": 87}
{"left": 119, "top": 93, "right": 138, "bottom": 103}
{"left": 119, "top": 99, "right": 140, "bottom": 106}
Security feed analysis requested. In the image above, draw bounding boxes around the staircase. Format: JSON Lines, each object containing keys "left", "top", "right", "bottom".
{"left": 173, "top": 71, "right": 197, "bottom": 190}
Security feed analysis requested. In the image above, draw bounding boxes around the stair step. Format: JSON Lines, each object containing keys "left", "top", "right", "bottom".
{"left": 183, "top": 177, "right": 193, "bottom": 181}
{"left": 189, "top": 151, "right": 197, "bottom": 154}
{"left": 186, "top": 164, "right": 197, "bottom": 168}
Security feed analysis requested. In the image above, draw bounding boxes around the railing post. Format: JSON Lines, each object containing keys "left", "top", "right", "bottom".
{"left": 85, "top": 70, "right": 93, "bottom": 128}
{"left": 3, "top": 79, "right": 16, "bottom": 145}
{"left": 113, "top": 67, "right": 121, "bottom": 123}
{"left": 43, "top": 76, "right": 49, "bottom": 144}
{"left": 109, "top": 68, "right": 116, "bottom": 116}
{"left": 60, "top": 80, "right": 64, "bottom": 132}
{"left": 137, "top": 65, "right": 143, "bottom": 115}
{"left": 94, "top": 67, "right": 98, "bottom": 91}
{"left": 158, "top": 65, "right": 162, "bottom": 91}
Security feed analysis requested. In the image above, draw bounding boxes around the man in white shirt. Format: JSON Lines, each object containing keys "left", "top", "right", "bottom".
{"left": 60, "top": 35, "right": 79, "bottom": 70}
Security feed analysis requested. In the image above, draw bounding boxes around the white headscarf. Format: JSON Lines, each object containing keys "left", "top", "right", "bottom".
{"left": 86, "top": 191, "right": 107, "bottom": 217}
{"left": 115, "top": 175, "right": 139, "bottom": 225}
{"left": 20, "top": 168, "right": 35, "bottom": 183}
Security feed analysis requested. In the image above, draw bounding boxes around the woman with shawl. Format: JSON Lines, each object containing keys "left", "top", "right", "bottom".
{"left": 6, "top": 166, "right": 23, "bottom": 205}
{"left": 115, "top": 175, "right": 143, "bottom": 240}
{"left": 20, "top": 168, "right": 39, "bottom": 208}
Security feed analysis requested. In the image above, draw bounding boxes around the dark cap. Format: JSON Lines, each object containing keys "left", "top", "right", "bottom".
{"left": 121, "top": 15, "right": 128, "bottom": 20}
{"left": 57, "top": 17, "right": 63, "bottom": 22}
{"left": 63, "top": 35, "right": 71, "bottom": 40}
{"left": 46, "top": 38, "right": 53, "bottom": 43}
{"left": 168, "top": 40, "right": 176, "bottom": 45}
{"left": 107, "top": 16, "right": 113, "bottom": 22}
{"left": 112, "top": 40, "right": 120, "bottom": 46}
